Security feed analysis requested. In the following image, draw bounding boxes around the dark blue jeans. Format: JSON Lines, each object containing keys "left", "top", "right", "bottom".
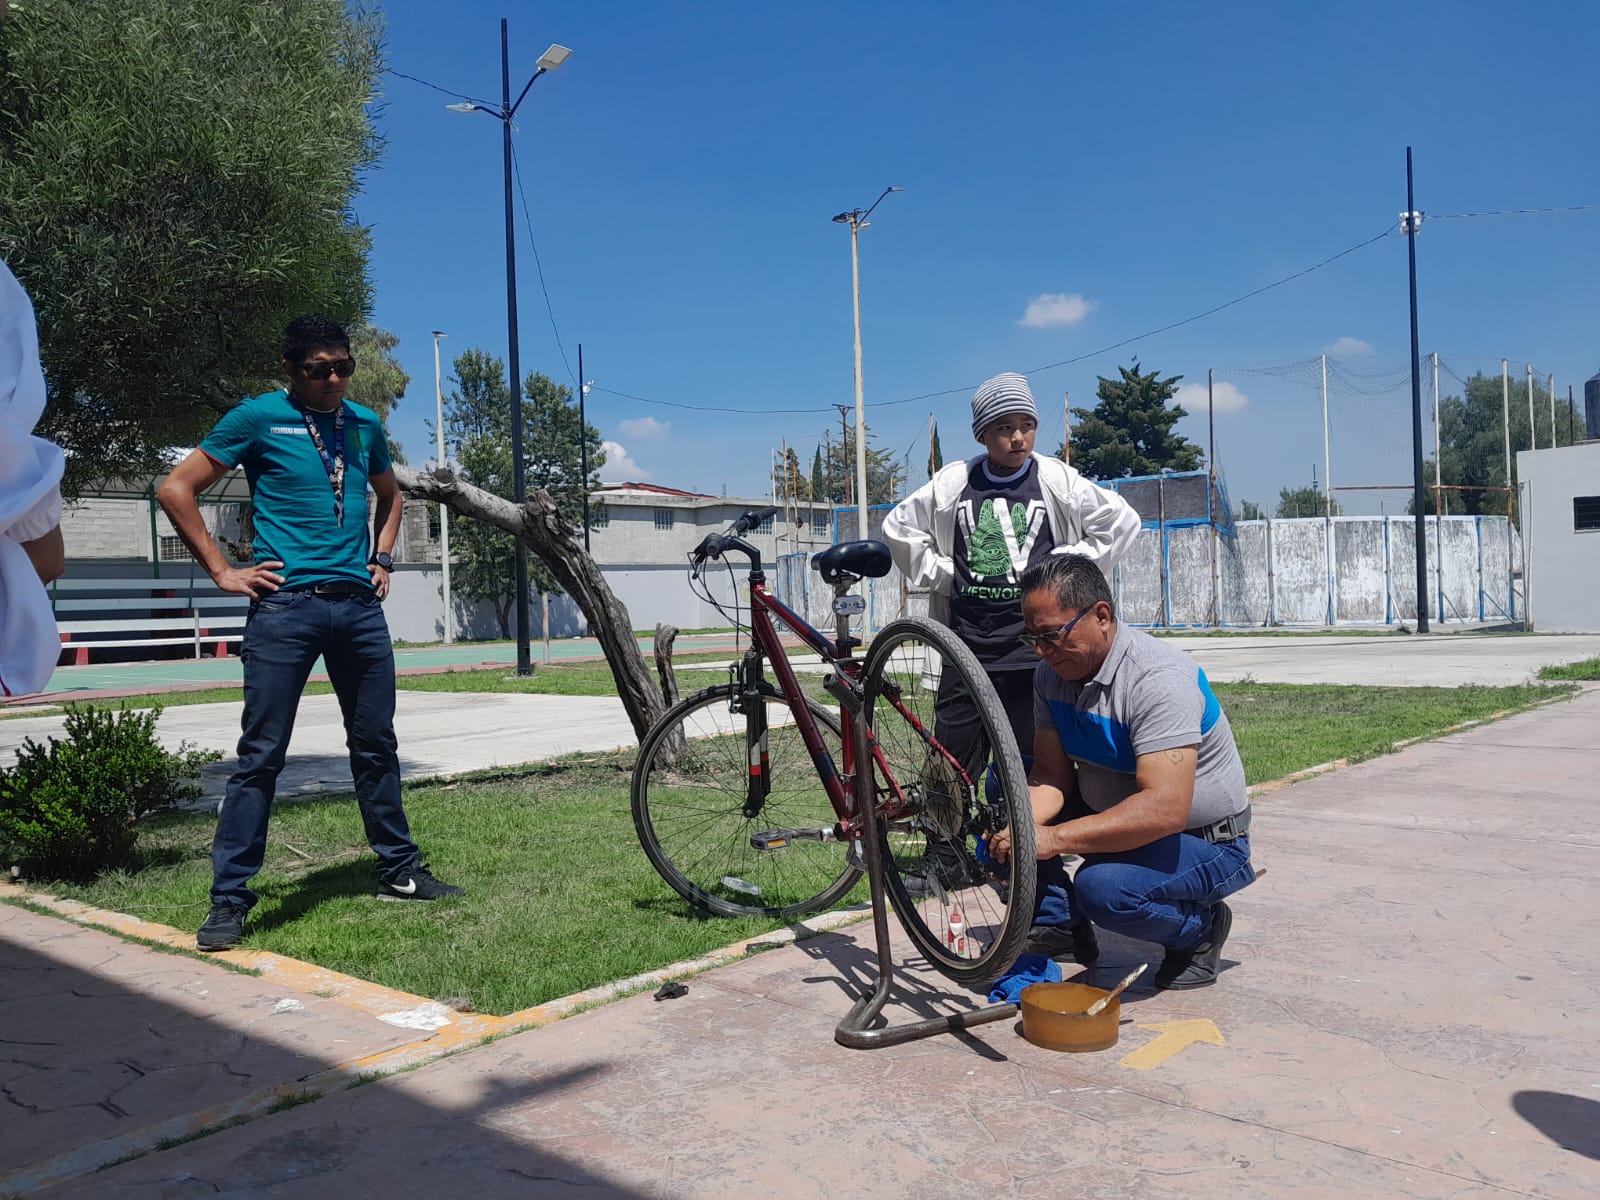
{"left": 212, "top": 589, "right": 419, "bottom": 907}
{"left": 1037, "top": 823, "right": 1254, "bottom": 951}
{"left": 988, "top": 755, "right": 1254, "bottom": 951}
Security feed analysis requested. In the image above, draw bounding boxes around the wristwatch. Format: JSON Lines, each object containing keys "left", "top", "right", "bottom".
{"left": 370, "top": 551, "right": 394, "bottom": 570}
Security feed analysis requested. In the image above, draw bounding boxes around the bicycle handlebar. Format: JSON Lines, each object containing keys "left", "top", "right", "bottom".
{"left": 689, "top": 507, "right": 779, "bottom": 573}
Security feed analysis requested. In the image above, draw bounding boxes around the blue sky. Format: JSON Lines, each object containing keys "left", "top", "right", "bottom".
{"left": 363, "top": 0, "right": 1600, "bottom": 516}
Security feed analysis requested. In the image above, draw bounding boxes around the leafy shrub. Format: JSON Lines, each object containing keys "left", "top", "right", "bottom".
{"left": 0, "top": 705, "right": 219, "bottom": 882}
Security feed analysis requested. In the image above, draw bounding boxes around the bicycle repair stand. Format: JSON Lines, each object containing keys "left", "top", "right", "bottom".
{"left": 834, "top": 703, "right": 1020, "bottom": 1049}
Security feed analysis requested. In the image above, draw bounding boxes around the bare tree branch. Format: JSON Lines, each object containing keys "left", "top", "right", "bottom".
{"left": 394, "top": 465, "right": 664, "bottom": 743}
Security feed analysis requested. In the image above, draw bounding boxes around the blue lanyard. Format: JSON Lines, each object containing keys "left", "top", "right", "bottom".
{"left": 296, "top": 396, "right": 347, "bottom": 526}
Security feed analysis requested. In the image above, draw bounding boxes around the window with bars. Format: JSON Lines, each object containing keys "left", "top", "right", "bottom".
{"left": 654, "top": 509, "right": 675, "bottom": 530}
{"left": 754, "top": 514, "right": 774, "bottom": 534}
{"left": 589, "top": 507, "right": 609, "bottom": 529}
{"left": 1575, "top": 496, "right": 1600, "bottom": 532}
{"left": 158, "top": 535, "right": 192, "bottom": 562}
{"left": 812, "top": 512, "right": 830, "bottom": 537}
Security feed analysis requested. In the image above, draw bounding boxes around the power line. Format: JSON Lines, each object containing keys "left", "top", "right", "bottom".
{"left": 383, "top": 67, "right": 497, "bottom": 110}
{"left": 509, "top": 143, "right": 578, "bottom": 388}
{"left": 1430, "top": 203, "right": 1600, "bottom": 221}
{"left": 591, "top": 224, "right": 1399, "bottom": 416}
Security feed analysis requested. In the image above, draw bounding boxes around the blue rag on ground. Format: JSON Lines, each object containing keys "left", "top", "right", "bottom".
{"left": 987, "top": 953, "right": 1062, "bottom": 1004}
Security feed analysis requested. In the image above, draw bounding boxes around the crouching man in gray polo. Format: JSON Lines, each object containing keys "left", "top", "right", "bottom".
{"left": 990, "top": 554, "right": 1255, "bottom": 990}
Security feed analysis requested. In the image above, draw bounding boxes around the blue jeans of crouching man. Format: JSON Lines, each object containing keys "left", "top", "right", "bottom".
{"left": 1038, "top": 827, "right": 1253, "bottom": 950}
{"left": 211, "top": 589, "right": 420, "bottom": 907}
{"left": 989, "top": 765, "right": 1255, "bottom": 951}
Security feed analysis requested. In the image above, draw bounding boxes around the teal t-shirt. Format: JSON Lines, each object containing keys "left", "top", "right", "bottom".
{"left": 200, "top": 389, "right": 392, "bottom": 590}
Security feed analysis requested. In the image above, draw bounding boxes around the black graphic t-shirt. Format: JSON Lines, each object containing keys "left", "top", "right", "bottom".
{"left": 950, "top": 460, "right": 1056, "bottom": 671}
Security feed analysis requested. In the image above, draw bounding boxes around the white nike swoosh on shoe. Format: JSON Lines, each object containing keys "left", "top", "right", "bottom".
{"left": 389, "top": 879, "right": 418, "bottom": 895}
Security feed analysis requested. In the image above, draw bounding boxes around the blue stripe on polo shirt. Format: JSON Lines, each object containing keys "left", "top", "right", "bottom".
{"left": 1198, "top": 668, "right": 1221, "bottom": 734}
{"left": 1047, "top": 700, "right": 1136, "bottom": 773}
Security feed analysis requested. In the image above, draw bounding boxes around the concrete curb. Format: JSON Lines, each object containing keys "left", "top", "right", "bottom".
{"left": 0, "top": 886, "right": 869, "bottom": 1192}
{"left": 5, "top": 685, "right": 1579, "bottom": 1191}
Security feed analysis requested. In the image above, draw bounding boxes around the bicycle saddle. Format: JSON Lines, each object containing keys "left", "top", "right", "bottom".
{"left": 812, "top": 540, "right": 894, "bottom": 582}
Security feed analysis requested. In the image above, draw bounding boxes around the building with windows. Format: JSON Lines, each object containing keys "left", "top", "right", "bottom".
{"left": 51, "top": 476, "right": 841, "bottom": 643}
{"left": 583, "top": 483, "right": 837, "bottom": 628}
{"left": 1516, "top": 442, "right": 1600, "bottom": 633}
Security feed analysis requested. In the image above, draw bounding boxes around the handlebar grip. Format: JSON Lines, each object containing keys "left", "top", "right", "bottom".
{"left": 732, "top": 506, "right": 780, "bottom": 535}
{"left": 692, "top": 534, "right": 730, "bottom": 563}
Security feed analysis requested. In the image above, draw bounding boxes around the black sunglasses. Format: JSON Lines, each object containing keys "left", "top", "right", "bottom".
{"left": 1018, "top": 603, "right": 1097, "bottom": 649}
{"left": 297, "top": 358, "right": 357, "bottom": 381}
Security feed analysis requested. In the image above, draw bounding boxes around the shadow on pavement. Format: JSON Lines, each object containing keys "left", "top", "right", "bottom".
{"left": 0, "top": 921, "right": 652, "bottom": 1198}
{"left": 1512, "top": 1091, "right": 1600, "bottom": 1160}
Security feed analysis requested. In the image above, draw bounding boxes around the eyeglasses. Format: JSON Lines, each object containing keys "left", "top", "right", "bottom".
{"left": 1018, "top": 604, "right": 1096, "bottom": 649}
{"left": 297, "top": 359, "right": 357, "bottom": 381}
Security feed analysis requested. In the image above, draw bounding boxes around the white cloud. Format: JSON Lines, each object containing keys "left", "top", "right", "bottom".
{"left": 1324, "top": 336, "right": 1373, "bottom": 357}
{"left": 617, "top": 416, "right": 671, "bottom": 440}
{"left": 1174, "top": 380, "right": 1248, "bottom": 414}
{"left": 1017, "top": 292, "right": 1097, "bottom": 329}
{"left": 598, "top": 440, "right": 649, "bottom": 482}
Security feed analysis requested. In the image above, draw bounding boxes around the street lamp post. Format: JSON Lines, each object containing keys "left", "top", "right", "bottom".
{"left": 432, "top": 329, "right": 452, "bottom": 644}
{"left": 578, "top": 341, "right": 591, "bottom": 551}
{"left": 448, "top": 22, "right": 571, "bottom": 675}
{"left": 832, "top": 186, "right": 903, "bottom": 541}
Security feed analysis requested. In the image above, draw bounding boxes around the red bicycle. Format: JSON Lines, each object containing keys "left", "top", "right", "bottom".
{"left": 630, "top": 507, "right": 1036, "bottom": 984}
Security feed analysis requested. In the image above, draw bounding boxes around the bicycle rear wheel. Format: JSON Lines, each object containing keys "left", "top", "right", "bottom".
{"left": 861, "top": 617, "right": 1035, "bottom": 986}
{"left": 632, "top": 683, "right": 862, "bottom": 919}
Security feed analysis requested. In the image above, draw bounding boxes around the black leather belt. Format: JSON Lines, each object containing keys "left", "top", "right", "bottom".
{"left": 1185, "top": 808, "right": 1250, "bottom": 843}
{"left": 304, "top": 581, "right": 374, "bottom": 598}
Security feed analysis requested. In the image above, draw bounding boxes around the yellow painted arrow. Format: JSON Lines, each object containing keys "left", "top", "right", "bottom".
{"left": 1118, "top": 1019, "right": 1225, "bottom": 1070}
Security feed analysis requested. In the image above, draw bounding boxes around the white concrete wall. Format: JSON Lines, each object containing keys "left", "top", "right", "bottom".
{"left": 1519, "top": 443, "right": 1600, "bottom": 633}
{"left": 772, "top": 515, "right": 1521, "bottom": 632}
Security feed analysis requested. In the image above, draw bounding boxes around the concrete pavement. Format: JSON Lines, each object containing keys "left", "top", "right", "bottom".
{"left": 1163, "top": 630, "right": 1600, "bottom": 687}
{"left": 4, "top": 689, "right": 1598, "bottom": 1197}
{"left": 0, "top": 691, "right": 643, "bottom": 805}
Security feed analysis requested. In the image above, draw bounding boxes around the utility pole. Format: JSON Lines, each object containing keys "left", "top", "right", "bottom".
{"left": 1063, "top": 389, "right": 1072, "bottom": 465}
{"left": 1403, "top": 147, "right": 1429, "bottom": 632}
{"left": 1526, "top": 363, "right": 1535, "bottom": 451}
{"left": 832, "top": 403, "right": 853, "bottom": 511}
{"left": 1549, "top": 373, "right": 1556, "bottom": 447}
{"left": 1501, "top": 359, "right": 1511, "bottom": 502}
{"left": 577, "top": 343, "right": 590, "bottom": 551}
{"left": 445, "top": 26, "right": 572, "bottom": 675}
{"left": 832, "top": 186, "right": 903, "bottom": 540}
{"left": 432, "top": 330, "right": 452, "bottom": 644}
{"left": 1433, "top": 351, "right": 1443, "bottom": 623}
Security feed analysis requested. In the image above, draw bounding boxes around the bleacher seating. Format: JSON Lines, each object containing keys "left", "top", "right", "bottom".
{"left": 50, "top": 578, "right": 250, "bottom": 666}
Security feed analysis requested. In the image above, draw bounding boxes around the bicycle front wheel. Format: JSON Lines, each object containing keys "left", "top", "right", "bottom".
{"left": 632, "top": 683, "right": 862, "bottom": 919}
{"left": 862, "top": 617, "right": 1036, "bottom": 986}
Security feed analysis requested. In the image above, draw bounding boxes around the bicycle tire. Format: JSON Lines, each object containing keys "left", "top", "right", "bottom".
{"left": 632, "top": 683, "right": 863, "bottom": 919}
{"left": 861, "top": 616, "right": 1036, "bottom": 986}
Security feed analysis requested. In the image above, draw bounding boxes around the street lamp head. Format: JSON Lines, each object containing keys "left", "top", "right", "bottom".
{"left": 431, "top": 330, "right": 447, "bottom": 338}
{"left": 445, "top": 102, "right": 478, "bottom": 113}
{"left": 832, "top": 212, "right": 852, "bottom": 224}
{"left": 536, "top": 43, "right": 573, "bottom": 71}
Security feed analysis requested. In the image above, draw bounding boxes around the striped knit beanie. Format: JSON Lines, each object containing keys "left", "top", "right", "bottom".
{"left": 970, "top": 372, "right": 1037, "bottom": 439}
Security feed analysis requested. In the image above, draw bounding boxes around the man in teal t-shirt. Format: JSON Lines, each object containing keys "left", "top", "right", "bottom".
{"left": 158, "top": 315, "right": 463, "bottom": 951}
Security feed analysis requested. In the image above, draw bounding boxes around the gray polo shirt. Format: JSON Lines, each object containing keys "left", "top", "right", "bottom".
{"left": 1032, "top": 622, "right": 1247, "bottom": 826}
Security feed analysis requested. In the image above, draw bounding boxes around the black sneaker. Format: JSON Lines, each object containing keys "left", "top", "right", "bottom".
{"left": 901, "top": 841, "right": 979, "bottom": 899}
{"left": 377, "top": 866, "right": 466, "bottom": 902}
{"left": 196, "top": 900, "right": 247, "bottom": 951}
{"left": 1153, "top": 901, "right": 1232, "bottom": 990}
{"left": 1021, "top": 921, "right": 1101, "bottom": 966}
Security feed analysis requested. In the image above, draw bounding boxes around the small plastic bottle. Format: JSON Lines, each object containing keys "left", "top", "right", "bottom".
{"left": 946, "top": 905, "right": 966, "bottom": 955}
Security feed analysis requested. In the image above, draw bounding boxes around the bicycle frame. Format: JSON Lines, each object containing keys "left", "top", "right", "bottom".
{"left": 721, "top": 555, "right": 974, "bottom": 845}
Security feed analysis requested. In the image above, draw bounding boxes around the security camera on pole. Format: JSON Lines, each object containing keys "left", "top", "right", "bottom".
{"left": 832, "top": 186, "right": 904, "bottom": 541}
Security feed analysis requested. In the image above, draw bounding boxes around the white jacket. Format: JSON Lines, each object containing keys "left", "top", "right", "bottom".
{"left": 881, "top": 452, "right": 1141, "bottom": 629}
{"left": 0, "top": 260, "right": 65, "bottom": 697}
